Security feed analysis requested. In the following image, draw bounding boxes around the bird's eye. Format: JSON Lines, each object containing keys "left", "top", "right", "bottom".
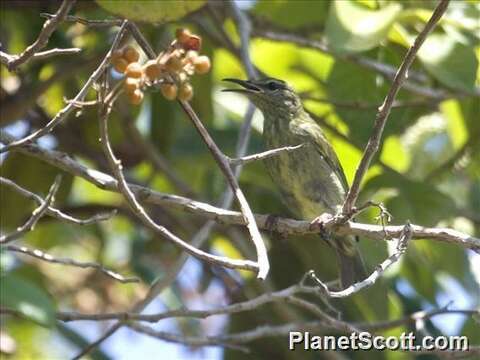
{"left": 266, "top": 81, "right": 281, "bottom": 91}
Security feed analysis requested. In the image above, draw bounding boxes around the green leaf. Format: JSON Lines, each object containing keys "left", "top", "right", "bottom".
{"left": 0, "top": 273, "right": 56, "bottom": 326}
{"left": 325, "top": 1, "right": 402, "bottom": 53}
{"left": 253, "top": 0, "right": 329, "bottom": 30}
{"left": 363, "top": 174, "right": 456, "bottom": 226}
{"left": 417, "top": 34, "right": 478, "bottom": 92}
{"left": 96, "top": 0, "right": 206, "bottom": 24}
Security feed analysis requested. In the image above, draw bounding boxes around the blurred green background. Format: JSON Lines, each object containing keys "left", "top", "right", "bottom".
{"left": 1, "top": 0, "right": 479, "bottom": 359}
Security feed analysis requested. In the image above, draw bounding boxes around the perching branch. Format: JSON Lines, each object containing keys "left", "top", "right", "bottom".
{"left": 2, "top": 0, "right": 76, "bottom": 71}
{"left": 2, "top": 132, "right": 478, "bottom": 252}
{"left": 4, "top": 244, "right": 139, "bottom": 284}
{"left": 342, "top": 0, "right": 450, "bottom": 215}
{"left": 0, "top": 176, "right": 61, "bottom": 244}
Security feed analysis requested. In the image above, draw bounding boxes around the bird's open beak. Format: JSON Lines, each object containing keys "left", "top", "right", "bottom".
{"left": 222, "top": 78, "right": 262, "bottom": 94}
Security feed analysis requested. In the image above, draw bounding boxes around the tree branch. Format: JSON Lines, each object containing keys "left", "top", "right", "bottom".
{"left": 0, "top": 176, "right": 116, "bottom": 226}
{"left": 2, "top": 132, "right": 478, "bottom": 252}
{"left": 0, "top": 176, "right": 61, "bottom": 244}
{"left": 3, "top": 244, "right": 139, "bottom": 284}
{"left": 2, "top": 0, "right": 76, "bottom": 71}
{"left": 342, "top": 0, "right": 450, "bottom": 215}
{"left": 0, "top": 20, "right": 129, "bottom": 154}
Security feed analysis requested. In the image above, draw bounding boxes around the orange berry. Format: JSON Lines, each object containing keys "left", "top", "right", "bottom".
{"left": 143, "top": 60, "right": 162, "bottom": 80}
{"left": 123, "top": 45, "right": 140, "bottom": 63}
{"left": 112, "top": 57, "right": 128, "bottom": 73}
{"left": 175, "top": 28, "right": 192, "bottom": 44}
{"left": 193, "top": 55, "right": 210, "bottom": 74}
{"left": 160, "top": 83, "right": 177, "bottom": 101}
{"left": 124, "top": 77, "right": 141, "bottom": 93}
{"left": 183, "top": 35, "right": 201, "bottom": 51}
{"left": 125, "top": 62, "right": 143, "bottom": 78}
{"left": 128, "top": 89, "right": 144, "bottom": 105}
{"left": 178, "top": 83, "right": 193, "bottom": 101}
{"left": 165, "top": 56, "right": 184, "bottom": 72}
{"left": 111, "top": 49, "right": 124, "bottom": 63}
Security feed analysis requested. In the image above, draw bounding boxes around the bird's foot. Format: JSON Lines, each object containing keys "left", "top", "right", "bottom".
{"left": 264, "top": 214, "right": 288, "bottom": 240}
{"left": 309, "top": 213, "right": 335, "bottom": 240}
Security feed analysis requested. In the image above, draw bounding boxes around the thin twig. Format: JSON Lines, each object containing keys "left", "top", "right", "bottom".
{"left": 227, "top": 144, "right": 304, "bottom": 166}
{"left": 342, "top": 0, "right": 450, "bottom": 215}
{"left": 3, "top": 245, "right": 139, "bottom": 284}
{"left": 0, "top": 177, "right": 116, "bottom": 226}
{"left": 40, "top": 13, "right": 123, "bottom": 27}
{"left": 29, "top": 47, "right": 82, "bottom": 61}
{"left": 0, "top": 176, "right": 62, "bottom": 244}
{"left": 0, "top": 20, "right": 129, "bottom": 154}
{"left": 3, "top": 0, "right": 76, "bottom": 70}
{"left": 309, "top": 223, "right": 413, "bottom": 298}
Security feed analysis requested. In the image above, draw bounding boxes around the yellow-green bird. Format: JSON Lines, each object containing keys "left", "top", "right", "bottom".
{"left": 224, "top": 77, "right": 365, "bottom": 288}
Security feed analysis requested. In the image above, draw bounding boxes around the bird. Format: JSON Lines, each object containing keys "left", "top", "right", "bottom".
{"left": 223, "top": 77, "right": 366, "bottom": 289}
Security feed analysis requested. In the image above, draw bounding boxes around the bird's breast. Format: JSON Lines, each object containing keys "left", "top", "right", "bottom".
{"left": 263, "top": 118, "right": 345, "bottom": 220}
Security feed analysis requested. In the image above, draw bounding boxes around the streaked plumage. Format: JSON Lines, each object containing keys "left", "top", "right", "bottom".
{"left": 223, "top": 78, "right": 365, "bottom": 288}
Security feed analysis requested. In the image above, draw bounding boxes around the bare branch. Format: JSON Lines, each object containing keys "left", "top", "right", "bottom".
{"left": 0, "top": 177, "right": 116, "bottom": 225}
{"left": 3, "top": 0, "right": 76, "bottom": 71}
{"left": 4, "top": 245, "right": 139, "bottom": 284}
{"left": 29, "top": 47, "right": 82, "bottom": 61}
{"left": 0, "top": 20, "right": 129, "bottom": 154}
{"left": 227, "top": 144, "right": 304, "bottom": 166}
{"left": 2, "top": 132, "right": 478, "bottom": 252}
{"left": 40, "top": 13, "right": 123, "bottom": 27}
{"left": 0, "top": 176, "right": 61, "bottom": 244}
{"left": 342, "top": 0, "right": 450, "bottom": 215}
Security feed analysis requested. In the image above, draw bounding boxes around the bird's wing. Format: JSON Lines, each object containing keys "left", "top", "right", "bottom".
{"left": 291, "top": 118, "right": 349, "bottom": 193}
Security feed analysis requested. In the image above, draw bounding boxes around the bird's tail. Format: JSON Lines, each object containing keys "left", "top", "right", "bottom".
{"left": 334, "top": 237, "right": 366, "bottom": 289}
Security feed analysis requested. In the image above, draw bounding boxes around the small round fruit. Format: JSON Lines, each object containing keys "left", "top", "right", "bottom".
{"left": 124, "top": 77, "right": 141, "bottom": 93}
{"left": 125, "top": 62, "right": 143, "bottom": 78}
{"left": 112, "top": 57, "right": 128, "bottom": 73}
{"left": 111, "top": 49, "right": 124, "bottom": 62}
{"left": 160, "top": 83, "right": 177, "bottom": 101}
{"left": 178, "top": 83, "right": 193, "bottom": 101}
{"left": 175, "top": 28, "right": 191, "bottom": 44}
{"left": 123, "top": 45, "right": 140, "bottom": 63}
{"left": 183, "top": 35, "right": 201, "bottom": 51}
{"left": 128, "top": 89, "right": 144, "bottom": 105}
{"left": 193, "top": 55, "right": 210, "bottom": 74}
{"left": 165, "top": 56, "right": 184, "bottom": 72}
{"left": 143, "top": 60, "right": 162, "bottom": 80}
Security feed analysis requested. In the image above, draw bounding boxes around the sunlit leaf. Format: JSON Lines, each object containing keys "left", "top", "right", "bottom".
{"left": 418, "top": 34, "right": 478, "bottom": 92}
{"left": 325, "top": 1, "right": 402, "bottom": 53}
{"left": 0, "top": 273, "right": 56, "bottom": 326}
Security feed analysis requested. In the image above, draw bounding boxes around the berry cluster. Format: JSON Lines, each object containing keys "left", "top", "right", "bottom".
{"left": 110, "top": 28, "right": 211, "bottom": 105}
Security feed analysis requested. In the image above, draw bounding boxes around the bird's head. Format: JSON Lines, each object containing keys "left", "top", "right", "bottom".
{"left": 222, "top": 78, "right": 302, "bottom": 115}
